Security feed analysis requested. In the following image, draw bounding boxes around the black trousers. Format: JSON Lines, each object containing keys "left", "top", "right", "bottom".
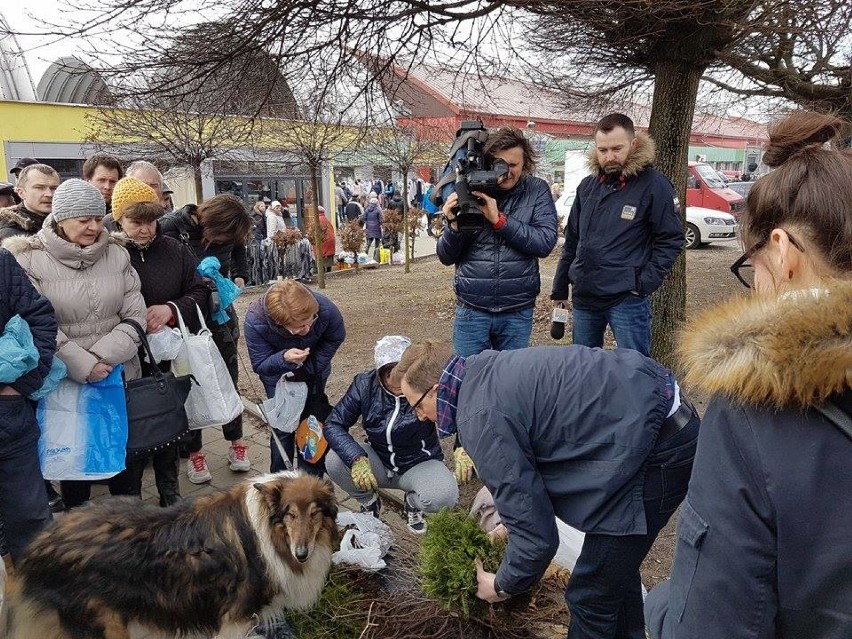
{"left": 126, "top": 443, "right": 181, "bottom": 507}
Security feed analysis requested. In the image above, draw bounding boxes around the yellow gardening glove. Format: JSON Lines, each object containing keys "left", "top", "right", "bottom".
{"left": 351, "top": 457, "right": 378, "bottom": 491}
{"left": 453, "top": 447, "right": 475, "bottom": 484}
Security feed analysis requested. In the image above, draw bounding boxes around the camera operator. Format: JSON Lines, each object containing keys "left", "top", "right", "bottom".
{"left": 437, "top": 127, "right": 558, "bottom": 357}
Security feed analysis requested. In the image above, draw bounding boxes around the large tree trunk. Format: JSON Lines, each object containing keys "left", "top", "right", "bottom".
{"left": 646, "top": 59, "right": 705, "bottom": 370}
{"left": 193, "top": 166, "right": 203, "bottom": 203}
{"left": 310, "top": 165, "right": 326, "bottom": 289}
{"left": 402, "top": 178, "right": 410, "bottom": 273}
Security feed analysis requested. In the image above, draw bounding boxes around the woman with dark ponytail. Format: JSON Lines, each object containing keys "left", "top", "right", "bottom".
{"left": 646, "top": 111, "right": 852, "bottom": 638}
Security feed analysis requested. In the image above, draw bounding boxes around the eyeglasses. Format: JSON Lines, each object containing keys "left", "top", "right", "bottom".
{"left": 730, "top": 233, "right": 804, "bottom": 289}
{"left": 284, "top": 312, "right": 319, "bottom": 334}
{"left": 410, "top": 387, "right": 432, "bottom": 415}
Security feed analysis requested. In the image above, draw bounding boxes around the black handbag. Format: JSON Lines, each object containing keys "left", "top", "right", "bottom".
{"left": 120, "top": 319, "right": 195, "bottom": 453}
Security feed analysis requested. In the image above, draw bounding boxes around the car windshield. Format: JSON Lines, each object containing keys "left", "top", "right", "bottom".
{"left": 694, "top": 164, "right": 726, "bottom": 189}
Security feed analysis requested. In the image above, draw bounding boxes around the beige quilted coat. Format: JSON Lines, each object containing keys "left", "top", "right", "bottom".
{"left": 3, "top": 220, "right": 146, "bottom": 383}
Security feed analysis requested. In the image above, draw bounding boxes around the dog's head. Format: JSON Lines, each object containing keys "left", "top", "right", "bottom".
{"left": 253, "top": 473, "right": 338, "bottom": 566}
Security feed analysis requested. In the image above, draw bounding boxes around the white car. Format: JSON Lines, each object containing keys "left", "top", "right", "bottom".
{"left": 685, "top": 206, "right": 738, "bottom": 249}
{"left": 555, "top": 192, "right": 575, "bottom": 230}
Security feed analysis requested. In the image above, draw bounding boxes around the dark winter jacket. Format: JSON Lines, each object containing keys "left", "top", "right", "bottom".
{"left": 456, "top": 346, "right": 674, "bottom": 594}
{"left": 344, "top": 201, "right": 363, "bottom": 222}
{"left": 363, "top": 203, "right": 382, "bottom": 239}
{"left": 325, "top": 369, "right": 442, "bottom": 474}
{"left": 115, "top": 230, "right": 209, "bottom": 334}
{"left": 0, "top": 204, "right": 47, "bottom": 242}
{"left": 244, "top": 289, "right": 345, "bottom": 395}
{"left": 159, "top": 204, "right": 248, "bottom": 282}
{"left": 645, "top": 282, "right": 852, "bottom": 639}
{"left": 250, "top": 211, "right": 267, "bottom": 243}
{"left": 0, "top": 248, "right": 57, "bottom": 397}
{"left": 551, "top": 134, "right": 683, "bottom": 311}
{"left": 437, "top": 175, "right": 558, "bottom": 313}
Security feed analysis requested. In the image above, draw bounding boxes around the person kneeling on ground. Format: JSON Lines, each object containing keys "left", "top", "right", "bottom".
{"left": 396, "top": 341, "right": 700, "bottom": 639}
{"left": 324, "top": 336, "right": 458, "bottom": 535}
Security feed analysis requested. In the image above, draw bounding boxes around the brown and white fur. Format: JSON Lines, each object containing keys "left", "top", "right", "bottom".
{"left": 6, "top": 471, "right": 338, "bottom": 639}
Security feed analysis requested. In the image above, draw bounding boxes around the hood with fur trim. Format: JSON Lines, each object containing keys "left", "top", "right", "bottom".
{"left": 587, "top": 132, "right": 656, "bottom": 179}
{"left": 679, "top": 281, "right": 852, "bottom": 408}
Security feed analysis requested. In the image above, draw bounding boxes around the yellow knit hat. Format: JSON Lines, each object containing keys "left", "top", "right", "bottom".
{"left": 111, "top": 177, "right": 158, "bottom": 221}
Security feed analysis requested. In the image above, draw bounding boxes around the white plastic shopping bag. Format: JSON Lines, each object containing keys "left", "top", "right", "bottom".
{"left": 171, "top": 304, "right": 243, "bottom": 429}
{"left": 36, "top": 366, "right": 128, "bottom": 481}
{"left": 260, "top": 375, "right": 308, "bottom": 434}
{"left": 332, "top": 511, "right": 394, "bottom": 571}
{"left": 145, "top": 327, "right": 184, "bottom": 364}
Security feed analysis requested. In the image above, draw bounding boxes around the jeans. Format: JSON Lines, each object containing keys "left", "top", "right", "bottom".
{"left": 325, "top": 443, "right": 458, "bottom": 512}
{"left": 565, "top": 411, "right": 700, "bottom": 639}
{"left": 572, "top": 295, "right": 651, "bottom": 357}
{"left": 452, "top": 304, "right": 533, "bottom": 357}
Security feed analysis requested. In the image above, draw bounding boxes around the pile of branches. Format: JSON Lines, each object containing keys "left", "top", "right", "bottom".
{"left": 381, "top": 208, "right": 404, "bottom": 235}
{"left": 339, "top": 219, "right": 365, "bottom": 264}
{"left": 272, "top": 227, "right": 303, "bottom": 250}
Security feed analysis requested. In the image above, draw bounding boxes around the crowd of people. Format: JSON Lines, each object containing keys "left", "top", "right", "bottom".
{"left": 0, "top": 108, "right": 849, "bottom": 639}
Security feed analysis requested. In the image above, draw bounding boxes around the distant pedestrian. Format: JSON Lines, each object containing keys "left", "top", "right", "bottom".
{"left": 363, "top": 196, "right": 383, "bottom": 257}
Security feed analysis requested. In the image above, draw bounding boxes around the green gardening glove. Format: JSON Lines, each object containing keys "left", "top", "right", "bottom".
{"left": 453, "top": 447, "right": 475, "bottom": 484}
{"left": 351, "top": 457, "right": 378, "bottom": 491}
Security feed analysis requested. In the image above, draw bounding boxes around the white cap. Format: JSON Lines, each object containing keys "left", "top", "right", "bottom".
{"left": 374, "top": 335, "right": 411, "bottom": 370}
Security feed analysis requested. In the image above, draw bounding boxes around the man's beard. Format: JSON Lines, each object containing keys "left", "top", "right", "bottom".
{"left": 602, "top": 163, "right": 624, "bottom": 176}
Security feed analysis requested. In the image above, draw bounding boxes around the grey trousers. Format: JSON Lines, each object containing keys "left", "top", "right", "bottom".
{"left": 325, "top": 443, "right": 458, "bottom": 512}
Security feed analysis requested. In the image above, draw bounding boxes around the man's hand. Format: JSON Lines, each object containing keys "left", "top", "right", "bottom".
{"left": 471, "top": 191, "right": 500, "bottom": 224}
{"left": 453, "top": 447, "right": 475, "bottom": 484}
{"left": 0, "top": 386, "right": 21, "bottom": 396}
{"left": 234, "top": 277, "right": 246, "bottom": 290}
{"left": 441, "top": 192, "right": 459, "bottom": 222}
{"left": 351, "top": 457, "right": 378, "bottom": 491}
{"left": 87, "top": 362, "right": 113, "bottom": 383}
{"left": 146, "top": 305, "right": 174, "bottom": 333}
{"left": 283, "top": 347, "right": 310, "bottom": 365}
{"left": 475, "top": 559, "right": 511, "bottom": 602}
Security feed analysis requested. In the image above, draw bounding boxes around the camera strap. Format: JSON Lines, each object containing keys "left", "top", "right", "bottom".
{"left": 430, "top": 129, "right": 491, "bottom": 206}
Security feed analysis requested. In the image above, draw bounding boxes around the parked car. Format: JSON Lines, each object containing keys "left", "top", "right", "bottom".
{"left": 686, "top": 162, "right": 745, "bottom": 216}
{"left": 685, "top": 206, "right": 738, "bottom": 249}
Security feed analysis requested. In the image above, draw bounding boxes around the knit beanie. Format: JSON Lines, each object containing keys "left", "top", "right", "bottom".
{"left": 111, "top": 177, "right": 158, "bottom": 221}
{"left": 51, "top": 179, "right": 106, "bottom": 223}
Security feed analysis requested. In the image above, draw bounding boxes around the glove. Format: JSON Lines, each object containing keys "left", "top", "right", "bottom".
{"left": 453, "top": 447, "right": 475, "bottom": 484}
{"left": 351, "top": 457, "right": 378, "bottom": 491}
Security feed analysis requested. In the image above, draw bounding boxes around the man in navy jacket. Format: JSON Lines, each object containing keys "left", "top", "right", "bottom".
{"left": 0, "top": 248, "right": 57, "bottom": 562}
{"left": 551, "top": 113, "right": 683, "bottom": 356}
{"left": 437, "top": 127, "right": 558, "bottom": 357}
{"left": 397, "top": 341, "right": 699, "bottom": 639}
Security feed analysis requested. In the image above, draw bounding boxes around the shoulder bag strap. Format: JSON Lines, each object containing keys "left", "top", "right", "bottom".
{"left": 814, "top": 401, "right": 852, "bottom": 442}
{"left": 120, "top": 318, "right": 163, "bottom": 381}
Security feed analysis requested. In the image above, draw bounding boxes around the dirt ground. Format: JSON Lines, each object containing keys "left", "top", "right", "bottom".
{"left": 232, "top": 240, "right": 744, "bottom": 592}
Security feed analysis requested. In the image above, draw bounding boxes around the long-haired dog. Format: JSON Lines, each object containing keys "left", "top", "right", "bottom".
{"left": 6, "top": 471, "right": 338, "bottom": 639}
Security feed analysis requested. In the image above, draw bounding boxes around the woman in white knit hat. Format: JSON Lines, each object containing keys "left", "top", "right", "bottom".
{"left": 3, "top": 178, "right": 147, "bottom": 510}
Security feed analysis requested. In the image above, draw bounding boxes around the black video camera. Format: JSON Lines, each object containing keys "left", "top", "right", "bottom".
{"left": 433, "top": 120, "right": 509, "bottom": 230}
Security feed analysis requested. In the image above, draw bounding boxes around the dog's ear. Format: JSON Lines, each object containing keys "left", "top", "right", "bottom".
{"left": 318, "top": 478, "right": 339, "bottom": 520}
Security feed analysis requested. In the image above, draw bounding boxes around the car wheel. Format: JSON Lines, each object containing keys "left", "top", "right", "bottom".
{"left": 685, "top": 223, "right": 701, "bottom": 250}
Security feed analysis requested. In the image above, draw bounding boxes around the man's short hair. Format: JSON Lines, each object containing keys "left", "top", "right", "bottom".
{"left": 484, "top": 127, "right": 537, "bottom": 174}
{"left": 395, "top": 341, "right": 454, "bottom": 393}
{"left": 82, "top": 153, "right": 124, "bottom": 180}
{"left": 126, "top": 160, "right": 164, "bottom": 186}
{"left": 17, "top": 164, "right": 60, "bottom": 189}
{"left": 594, "top": 113, "right": 636, "bottom": 138}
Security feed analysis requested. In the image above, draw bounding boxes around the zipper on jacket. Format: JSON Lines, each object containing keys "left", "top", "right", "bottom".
{"left": 385, "top": 395, "right": 401, "bottom": 473}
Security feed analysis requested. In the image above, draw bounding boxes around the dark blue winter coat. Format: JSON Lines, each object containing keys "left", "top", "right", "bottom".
{"left": 645, "top": 282, "right": 852, "bottom": 639}
{"left": 551, "top": 134, "right": 683, "bottom": 310}
{"left": 0, "top": 248, "right": 57, "bottom": 397}
{"left": 244, "top": 289, "right": 345, "bottom": 396}
{"left": 363, "top": 203, "right": 382, "bottom": 239}
{"left": 456, "top": 346, "right": 673, "bottom": 594}
{"left": 436, "top": 175, "right": 558, "bottom": 313}
{"left": 324, "top": 369, "right": 442, "bottom": 474}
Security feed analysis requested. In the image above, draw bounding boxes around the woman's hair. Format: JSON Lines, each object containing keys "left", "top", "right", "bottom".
{"left": 196, "top": 194, "right": 252, "bottom": 247}
{"left": 266, "top": 280, "right": 319, "bottom": 327}
{"left": 122, "top": 202, "right": 164, "bottom": 225}
{"left": 743, "top": 111, "right": 852, "bottom": 275}
{"left": 395, "top": 341, "right": 454, "bottom": 392}
{"left": 252, "top": 201, "right": 266, "bottom": 214}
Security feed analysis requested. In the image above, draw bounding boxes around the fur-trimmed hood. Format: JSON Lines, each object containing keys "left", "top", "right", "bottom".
{"left": 679, "top": 281, "right": 852, "bottom": 408}
{"left": 0, "top": 204, "right": 47, "bottom": 234}
{"left": 587, "top": 132, "right": 656, "bottom": 178}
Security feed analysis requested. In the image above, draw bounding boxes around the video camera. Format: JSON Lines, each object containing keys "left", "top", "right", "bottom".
{"left": 431, "top": 120, "right": 509, "bottom": 230}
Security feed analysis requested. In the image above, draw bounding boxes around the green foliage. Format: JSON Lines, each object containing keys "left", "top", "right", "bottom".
{"left": 419, "top": 508, "right": 506, "bottom": 619}
{"left": 283, "top": 568, "right": 369, "bottom": 639}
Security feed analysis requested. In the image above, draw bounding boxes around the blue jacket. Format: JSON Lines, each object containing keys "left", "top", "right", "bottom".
{"left": 437, "top": 175, "right": 557, "bottom": 313}
{"left": 551, "top": 134, "right": 683, "bottom": 310}
{"left": 324, "top": 370, "right": 443, "bottom": 474}
{"left": 456, "top": 346, "right": 673, "bottom": 594}
{"left": 645, "top": 282, "right": 852, "bottom": 639}
{"left": 244, "top": 289, "right": 345, "bottom": 395}
{"left": 0, "top": 248, "right": 57, "bottom": 397}
{"left": 363, "top": 203, "right": 382, "bottom": 239}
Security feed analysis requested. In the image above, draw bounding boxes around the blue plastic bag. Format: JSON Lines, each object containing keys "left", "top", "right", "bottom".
{"left": 197, "top": 256, "right": 241, "bottom": 325}
{"left": 37, "top": 365, "right": 128, "bottom": 480}
{"left": 0, "top": 315, "right": 38, "bottom": 384}
{"left": 29, "top": 357, "right": 68, "bottom": 401}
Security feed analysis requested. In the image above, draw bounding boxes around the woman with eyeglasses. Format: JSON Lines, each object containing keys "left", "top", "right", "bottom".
{"left": 244, "top": 279, "right": 345, "bottom": 474}
{"left": 645, "top": 111, "right": 852, "bottom": 639}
